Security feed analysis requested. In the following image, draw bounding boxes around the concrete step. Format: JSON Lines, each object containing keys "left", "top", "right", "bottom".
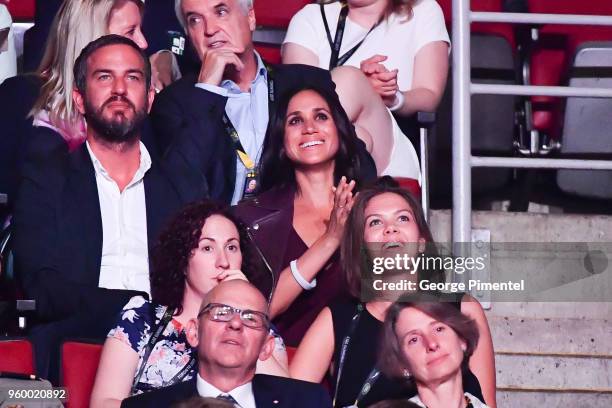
{"left": 429, "top": 210, "right": 612, "bottom": 243}
{"left": 489, "top": 315, "right": 612, "bottom": 405}
{"left": 489, "top": 316, "right": 612, "bottom": 355}
{"left": 495, "top": 353, "right": 612, "bottom": 391}
{"left": 498, "top": 390, "right": 612, "bottom": 408}
{"left": 487, "top": 302, "right": 612, "bottom": 320}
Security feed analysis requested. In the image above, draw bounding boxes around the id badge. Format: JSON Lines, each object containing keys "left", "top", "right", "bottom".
{"left": 243, "top": 170, "right": 259, "bottom": 198}
{"left": 167, "top": 31, "right": 185, "bottom": 56}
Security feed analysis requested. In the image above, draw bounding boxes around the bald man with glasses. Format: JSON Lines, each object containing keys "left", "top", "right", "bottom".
{"left": 122, "top": 280, "right": 332, "bottom": 408}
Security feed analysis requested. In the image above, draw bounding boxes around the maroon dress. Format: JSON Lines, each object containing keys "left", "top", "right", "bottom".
{"left": 275, "top": 228, "right": 346, "bottom": 346}
{"left": 233, "top": 185, "right": 349, "bottom": 346}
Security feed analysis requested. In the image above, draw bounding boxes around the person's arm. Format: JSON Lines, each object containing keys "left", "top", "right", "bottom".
{"left": 361, "top": 41, "right": 449, "bottom": 116}
{"left": 256, "top": 335, "right": 290, "bottom": 377}
{"left": 270, "top": 178, "right": 355, "bottom": 318}
{"left": 271, "top": 234, "right": 339, "bottom": 318}
{"left": 90, "top": 338, "right": 140, "bottom": 408}
{"left": 390, "top": 41, "right": 449, "bottom": 116}
{"left": 290, "top": 306, "right": 335, "bottom": 382}
{"left": 281, "top": 3, "right": 322, "bottom": 67}
{"left": 461, "top": 295, "right": 497, "bottom": 408}
{"left": 149, "top": 51, "right": 181, "bottom": 92}
{"left": 281, "top": 42, "right": 320, "bottom": 66}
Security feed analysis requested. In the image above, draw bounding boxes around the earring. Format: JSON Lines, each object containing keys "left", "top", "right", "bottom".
{"left": 402, "top": 368, "right": 411, "bottom": 378}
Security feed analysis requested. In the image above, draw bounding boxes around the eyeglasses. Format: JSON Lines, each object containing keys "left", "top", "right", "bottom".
{"left": 198, "top": 303, "right": 270, "bottom": 330}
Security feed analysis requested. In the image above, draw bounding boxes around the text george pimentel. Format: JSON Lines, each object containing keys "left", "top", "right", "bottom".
{"left": 372, "top": 279, "right": 525, "bottom": 293}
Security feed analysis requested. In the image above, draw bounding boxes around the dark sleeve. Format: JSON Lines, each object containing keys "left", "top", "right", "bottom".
{"left": 22, "top": 0, "right": 63, "bottom": 72}
{"left": 0, "top": 75, "right": 41, "bottom": 211}
{"left": 150, "top": 80, "right": 235, "bottom": 203}
{"left": 355, "top": 138, "right": 377, "bottom": 183}
{"left": 12, "top": 133, "right": 144, "bottom": 320}
{"left": 291, "top": 379, "right": 333, "bottom": 408}
{"left": 315, "top": 385, "right": 333, "bottom": 407}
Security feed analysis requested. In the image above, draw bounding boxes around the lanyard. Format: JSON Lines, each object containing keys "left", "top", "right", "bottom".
{"left": 321, "top": 2, "right": 382, "bottom": 70}
{"left": 221, "top": 64, "right": 275, "bottom": 198}
{"left": 131, "top": 307, "right": 196, "bottom": 393}
{"left": 332, "top": 303, "right": 381, "bottom": 408}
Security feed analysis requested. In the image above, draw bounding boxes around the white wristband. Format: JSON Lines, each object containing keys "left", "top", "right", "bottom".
{"left": 289, "top": 259, "right": 317, "bottom": 290}
{"left": 389, "top": 90, "right": 405, "bottom": 112}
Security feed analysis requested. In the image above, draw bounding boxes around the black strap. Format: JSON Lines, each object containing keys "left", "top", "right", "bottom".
{"left": 332, "top": 303, "right": 381, "bottom": 407}
{"left": 220, "top": 64, "right": 275, "bottom": 197}
{"left": 221, "top": 64, "right": 275, "bottom": 159}
{"left": 321, "top": 2, "right": 382, "bottom": 70}
{"left": 131, "top": 307, "right": 195, "bottom": 393}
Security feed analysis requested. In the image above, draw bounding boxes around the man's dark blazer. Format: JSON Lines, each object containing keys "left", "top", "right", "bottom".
{"left": 121, "top": 375, "right": 332, "bottom": 408}
{"left": 12, "top": 128, "right": 195, "bottom": 323}
{"left": 150, "top": 63, "right": 377, "bottom": 204}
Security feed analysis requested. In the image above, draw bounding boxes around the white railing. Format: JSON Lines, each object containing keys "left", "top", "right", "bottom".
{"left": 451, "top": 1, "right": 612, "bottom": 244}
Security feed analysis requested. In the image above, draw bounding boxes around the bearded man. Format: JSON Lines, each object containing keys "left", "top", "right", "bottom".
{"left": 12, "top": 35, "right": 197, "bottom": 381}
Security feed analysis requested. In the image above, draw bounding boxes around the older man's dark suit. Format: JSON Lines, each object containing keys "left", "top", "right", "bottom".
{"left": 121, "top": 375, "right": 332, "bottom": 408}
{"left": 150, "top": 63, "right": 376, "bottom": 203}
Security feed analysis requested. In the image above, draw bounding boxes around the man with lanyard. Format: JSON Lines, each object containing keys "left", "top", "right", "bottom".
{"left": 151, "top": 0, "right": 376, "bottom": 204}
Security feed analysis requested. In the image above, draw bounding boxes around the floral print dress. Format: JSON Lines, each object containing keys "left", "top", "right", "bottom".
{"left": 108, "top": 296, "right": 195, "bottom": 395}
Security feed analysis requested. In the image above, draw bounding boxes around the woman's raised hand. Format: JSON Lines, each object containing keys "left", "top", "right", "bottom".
{"left": 360, "top": 54, "right": 399, "bottom": 101}
{"left": 326, "top": 176, "right": 357, "bottom": 242}
{"left": 216, "top": 269, "right": 249, "bottom": 283}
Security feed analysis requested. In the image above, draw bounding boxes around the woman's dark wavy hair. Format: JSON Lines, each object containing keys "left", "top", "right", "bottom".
{"left": 379, "top": 300, "right": 479, "bottom": 381}
{"left": 341, "top": 176, "right": 442, "bottom": 299}
{"left": 258, "top": 83, "right": 364, "bottom": 193}
{"left": 150, "top": 201, "right": 261, "bottom": 315}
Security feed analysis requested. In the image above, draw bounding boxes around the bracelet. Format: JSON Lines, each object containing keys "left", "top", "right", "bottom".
{"left": 289, "top": 259, "right": 317, "bottom": 290}
{"left": 389, "top": 90, "right": 405, "bottom": 112}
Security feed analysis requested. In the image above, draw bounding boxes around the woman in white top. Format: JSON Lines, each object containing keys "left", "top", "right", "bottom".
{"left": 380, "top": 300, "right": 490, "bottom": 408}
{"left": 283, "top": 0, "right": 450, "bottom": 179}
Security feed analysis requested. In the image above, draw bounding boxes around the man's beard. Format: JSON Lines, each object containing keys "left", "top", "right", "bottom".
{"left": 84, "top": 95, "right": 147, "bottom": 144}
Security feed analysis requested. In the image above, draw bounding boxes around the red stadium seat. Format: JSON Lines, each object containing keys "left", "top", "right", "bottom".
{"left": 527, "top": 0, "right": 612, "bottom": 140}
{"left": 0, "top": 338, "right": 35, "bottom": 374}
{"left": 437, "top": 0, "right": 516, "bottom": 48}
{"left": 394, "top": 178, "right": 421, "bottom": 201}
{"left": 253, "top": 0, "right": 312, "bottom": 64}
{"left": 254, "top": 0, "right": 311, "bottom": 29}
{"left": 0, "top": 0, "right": 35, "bottom": 21}
{"left": 61, "top": 340, "right": 103, "bottom": 408}
{"left": 254, "top": 43, "right": 282, "bottom": 65}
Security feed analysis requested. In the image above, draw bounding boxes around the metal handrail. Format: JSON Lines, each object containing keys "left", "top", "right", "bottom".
{"left": 472, "top": 156, "right": 612, "bottom": 170}
{"left": 472, "top": 12, "right": 612, "bottom": 26}
{"left": 472, "top": 84, "right": 612, "bottom": 98}
{"left": 452, "top": 2, "right": 612, "bottom": 244}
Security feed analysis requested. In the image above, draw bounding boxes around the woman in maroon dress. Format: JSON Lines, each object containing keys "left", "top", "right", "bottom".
{"left": 234, "top": 82, "right": 370, "bottom": 346}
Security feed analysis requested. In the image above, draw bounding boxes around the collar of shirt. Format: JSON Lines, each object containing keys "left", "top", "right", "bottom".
{"left": 219, "top": 51, "right": 268, "bottom": 97}
{"left": 408, "top": 392, "right": 489, "bottom": 408}
{"left": 86, "top": 140, "right": 152, "bottom": 190}
{"left": 196, "top": 374, "right": 256, "bottom": 408}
